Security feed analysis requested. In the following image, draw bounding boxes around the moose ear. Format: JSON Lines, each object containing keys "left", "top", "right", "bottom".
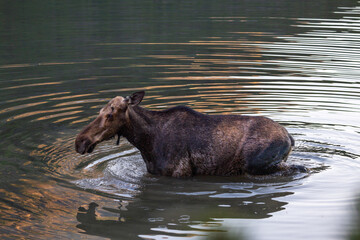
{"left": 129, "top": 91, "right": 145, "bottom": 106}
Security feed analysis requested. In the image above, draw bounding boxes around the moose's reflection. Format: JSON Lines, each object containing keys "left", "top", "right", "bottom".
{"left": 76, "top": 177, "right": 293, "bottom": 239}
{"left": 77, "top": 202, "right": 99, "bottom": 223}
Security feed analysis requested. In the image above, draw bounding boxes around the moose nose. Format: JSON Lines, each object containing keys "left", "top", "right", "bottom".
{"left": 75, "top": 137, "right": 92, "bottom": 154}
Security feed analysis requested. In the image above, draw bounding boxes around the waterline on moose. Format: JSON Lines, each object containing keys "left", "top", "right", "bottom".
{"left": 75, "top": 91, "right": 304, "bottom": 177}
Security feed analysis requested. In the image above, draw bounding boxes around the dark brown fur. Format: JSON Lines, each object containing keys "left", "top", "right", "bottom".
{"left": 75, "top": 91, "right": 297, "bottom": 177}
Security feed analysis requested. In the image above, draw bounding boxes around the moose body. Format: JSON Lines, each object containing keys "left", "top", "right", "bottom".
{"left": 75, "top": 91, "right": 296, "bottom": 177}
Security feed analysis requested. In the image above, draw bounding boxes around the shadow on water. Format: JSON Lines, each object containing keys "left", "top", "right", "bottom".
{"left": 74, "top": 175, "right": 297, "bottom": 239}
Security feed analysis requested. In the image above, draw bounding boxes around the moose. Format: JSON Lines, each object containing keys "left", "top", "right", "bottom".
{"left": 75, "top": 91, "right": 303, "bottom": 177}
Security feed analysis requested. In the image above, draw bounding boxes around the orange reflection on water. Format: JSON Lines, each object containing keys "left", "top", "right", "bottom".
{"left": 0, "top": 63, "right": 33, "bottom": 69}
{"left": 142, "top": 55, "right": 194, "bottom": 59}
{"left": 158, "top": 69, "right": 249, "bottom": 75}
{"left": 97, "top": 40, "right": 264, "bottom": 46}
{"left": 154, "top": 76, "right": 238, "bottom": 81}
{"left": 31, "top": 138, "right": 79, "bottom": 174}
{"left": 6, "top": 92, "right": 70, "bottom": 103}
{"left": 100, "top": 84, "right": 192, "bottom": 93}
{"left": 78, "top": 76, "right": 99, "bottom": 81}
{"left": 7, "top": 106, "right": 82, "bottom": 122}
{"left": 196, "top": 53, "right": 262, "bottom": 58}
{"left": 129, "top": 64, "right": 191, "bottom": 68}
{"left": 0, "top": 101, "right": 48, "bottom": 115}
{"left": 2, "top": 82, "right": 62, "bottom": 90}
{"left": 38, "top": 61, "right": 90, "bottom": 66}
{"left": 192, "top": 59, "right": 257, "bottom": 65}
{"left": 53, "top": 116, "right": 79, "bottom": 123}
{"left": 49, "top": 93, "right": 98, "bottom": 101}
{"left": 0, "top": 178, "right": 109, "bottom": 239}
{"left": 148, "top": 100, "right": 196, "bottom": 109}
{"left": 0, "top": 61, "right": 90, "bottom": 71}
{"left": 70, "top": 117, "right": 96, "bottom": 125}
{"left": 190, "top": 83, "right": 240, "bottom": 91}
{"left": 10, "top": 77, "right": 51, "bottom": 82}
{"left": 230, "top": 31, "right": 274, "bottom": 36}
{"left": 34, "top": 110, "right": 83, "bottom": 122}
{"left": 54, "top": 98, "right": 110, "bottom": 107}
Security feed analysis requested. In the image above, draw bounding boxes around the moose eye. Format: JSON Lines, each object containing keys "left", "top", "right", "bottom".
{"left": 106, "top": 113, "right": 113, "bottom": 120}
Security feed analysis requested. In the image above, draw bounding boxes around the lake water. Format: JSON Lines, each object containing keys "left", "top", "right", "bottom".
{"left": 1, "top": 1, "right": 360, "bottom": 239}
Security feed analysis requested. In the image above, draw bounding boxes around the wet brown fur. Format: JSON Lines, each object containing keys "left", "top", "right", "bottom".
{"left": 75, "top": 91, "right": 296, "bottom": 177}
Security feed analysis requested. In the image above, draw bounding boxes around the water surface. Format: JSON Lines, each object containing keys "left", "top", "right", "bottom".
{"left": 0, "top": 1, "right": 360, "bottom": 239}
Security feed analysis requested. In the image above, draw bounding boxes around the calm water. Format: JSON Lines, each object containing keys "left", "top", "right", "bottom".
{"left": 1, "top": 1, "right": 360, "bottom": 239}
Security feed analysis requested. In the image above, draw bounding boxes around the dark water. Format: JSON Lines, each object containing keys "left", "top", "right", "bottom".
{"left": 1, "top": 1, "right": 360, "bottom": 239}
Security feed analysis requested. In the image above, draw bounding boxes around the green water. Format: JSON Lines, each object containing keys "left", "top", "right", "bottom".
{"left": 0, "top": 1, "right": 360, "bottom": 239}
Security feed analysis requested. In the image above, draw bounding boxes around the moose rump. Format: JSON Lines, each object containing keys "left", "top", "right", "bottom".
{"left": 75, "top": 91, "right": 296, "bottom": 177}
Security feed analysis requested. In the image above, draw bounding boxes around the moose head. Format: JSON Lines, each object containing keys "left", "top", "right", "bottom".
{"left": 75, "top": 91, "right": 145, "bottom": 154}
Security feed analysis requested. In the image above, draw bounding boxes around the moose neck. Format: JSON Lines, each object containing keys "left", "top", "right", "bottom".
{"left": 122, "top": 105, "right": 156, "bottom": 151}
